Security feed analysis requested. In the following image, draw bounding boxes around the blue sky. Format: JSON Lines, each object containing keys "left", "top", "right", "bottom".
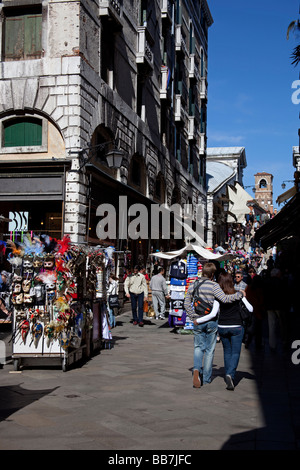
{"left": 207, "top": 0, "right": 299, "bottom": 209}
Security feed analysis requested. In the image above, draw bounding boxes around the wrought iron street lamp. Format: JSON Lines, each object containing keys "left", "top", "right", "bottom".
{"left": 106, "top": 149, "right": 124, "bottom": 168}
{"left": 69, "top": 140, "right": 124, "bottom": 170}
{"left": 281, "top": 180, "right": 294, "bottom": 190}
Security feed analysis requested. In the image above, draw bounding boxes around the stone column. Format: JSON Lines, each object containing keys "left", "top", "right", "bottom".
{"left": 64, "top": 155, "right": 88, "bottom": 244}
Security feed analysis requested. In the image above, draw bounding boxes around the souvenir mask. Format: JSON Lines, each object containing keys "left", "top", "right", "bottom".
{"left": 16, "top": 311, "right": 26, "bottom": 321}
{"left": 23, "top": 255, "right": 33, "bottom": 269}
{"left": 59, "top": 330, "right": 71, "bottom": 350}
{"left": 46, "top": 282, "right": 56, "bottom": 291}
{"left": 23, "top": 294, "right": 33, "bottom": 304}
{"left": 34, "top": 284, "right": 45, "bottom": 302}
{"left": 13, "top": 283, "right": 22, "bottom": 293}
{"left": 15, "top": 293, "right": 23, "bottom": 305}
{"left": 19, "top": 319, "right": 29, "bottom": 343}
{"left": 44, "top": 255, "right": 54, "bottom": 270}
{"left": 33, "top": 257, "right": 43, "bottom": 269}
{"left": 32, "top": 322, "right": 43, "bottom": 348}
{"left": 22, "top": 280, "right": 31, "bottom": 293}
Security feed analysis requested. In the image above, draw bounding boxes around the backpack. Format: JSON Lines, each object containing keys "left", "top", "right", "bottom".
{"left": 192, "top": 279, "right": 213, "bottom": 317}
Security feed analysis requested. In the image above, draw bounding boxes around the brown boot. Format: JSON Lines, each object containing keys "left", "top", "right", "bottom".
{"left": 192, "top": 369, "right": 201, "bottom": 388}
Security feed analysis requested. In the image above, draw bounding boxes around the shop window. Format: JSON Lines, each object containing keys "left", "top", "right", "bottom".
{"left": 3, "top": 6, "right": 42, "bottom": 61}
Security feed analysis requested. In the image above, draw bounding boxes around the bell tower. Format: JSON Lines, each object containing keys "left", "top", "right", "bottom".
{"left": 254, "top": 172, "right": 273, "bottom": 214}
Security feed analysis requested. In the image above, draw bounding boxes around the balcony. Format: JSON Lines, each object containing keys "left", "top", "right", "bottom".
{"left": 200, "top": 77, "right": 207, "bottom": 100}
{"left": 188, "top": 116, "right": 195, "bottom": 140}
{"left": 136, "top": 26, "right": 154, "bottom": 71}
{"left": 189, "top": 55, "right": 200, "bottom": 81}
{"left": 199, "top": 133, "right": 206, "bottom": 155}
{"left": 160, "top": 65, "right": 171, "bottom": 100}
{"left": 175, "top": 25, "right": 188, "bottom": 55}
{"left": 99, "top": 0, "right": 122, "bottom": 28}
{"left": 161, "top": 0, "right": 173, "bottom": 24}
{"left": 175, "top": 94, "right": 183, "bottom": 122}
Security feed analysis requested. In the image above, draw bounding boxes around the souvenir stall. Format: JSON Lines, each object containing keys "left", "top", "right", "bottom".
{"left": 151, "top": 243, "right": 233, "bottom": 333}
{"left": 6, "top": 234, "right": 108, "bottom": 371}
{"left": 168, "top": 259, "right": 187, "bottom": 328}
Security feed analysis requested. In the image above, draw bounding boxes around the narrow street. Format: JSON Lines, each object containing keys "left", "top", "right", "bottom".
{"left": 0, "top": 303, "right": 299, "bottom": 451}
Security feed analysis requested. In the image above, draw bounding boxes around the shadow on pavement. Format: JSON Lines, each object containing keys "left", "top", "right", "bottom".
{"left": 0, "top": 384, "right": 58, "bottom": 422}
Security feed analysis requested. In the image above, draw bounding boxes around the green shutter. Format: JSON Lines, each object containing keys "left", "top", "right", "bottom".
{"left": 25, "top": 14, "right": 42, "bottom": 58}
{"left": 28, "top": 120, "right": 42, "bottom": 146}
{"left": 4, "top": 119, "right": 42, "bottom": 147}
{"left": 5, "top": 17, "right": 24, "bottom": 59}
{"left": 4, "top": 10, "right": 42, "bottom": 61}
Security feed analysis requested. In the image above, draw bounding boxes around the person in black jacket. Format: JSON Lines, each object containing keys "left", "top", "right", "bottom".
{"left": 217, "top": 271, "right": 253, "bottom": 390}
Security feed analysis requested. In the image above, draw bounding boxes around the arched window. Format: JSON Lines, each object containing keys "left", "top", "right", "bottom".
{"left": 259, "top": 179, "right": 267, "bottom": 188}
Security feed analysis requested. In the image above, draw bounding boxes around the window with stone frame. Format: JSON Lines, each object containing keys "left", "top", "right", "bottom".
{"left": 3, "top": 5, "right": 42, "bottom": 61}
{"left": 0, "top": 115, "right": 48, "bottom": 154}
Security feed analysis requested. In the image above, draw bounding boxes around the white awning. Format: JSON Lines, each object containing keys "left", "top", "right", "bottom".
{"left": 227, "top": 183, "right": 252, "bottom": 223}
{"left": 276, "top": 186, "right": 297, "bottom": 205}
{"left": 150, "top": 243, "right": 234, "bottom": 261}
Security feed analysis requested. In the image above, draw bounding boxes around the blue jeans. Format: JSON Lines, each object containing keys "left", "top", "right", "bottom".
{"left": 130, "top": 292, "right": 144, "bottom": 323}
{"left": 193, "top": 320, "right": 218, "bottom": 384}
{"left": 218, "top": 326, "right": 244, "bottom": 380}
{"left": 107, "top": 304, "right": 116, "bottom": 328}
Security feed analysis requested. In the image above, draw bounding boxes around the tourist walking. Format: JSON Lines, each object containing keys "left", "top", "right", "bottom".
{"left": 107, "top": 275, "right": 119, "bottom": 328}
{"left": 124, "top": 265, "right": 148, "bottom": 327}
{"left": 217, "top": 272, "right": 253, "bottom": 390}
{"left": 184, "top": 262, "right": 245, "bottom": 389}
{"left": 234, "top": 270, "right": 247, "bottom": 291}
{"left": 150, "top": 267, "right": 169, "bottom": 319}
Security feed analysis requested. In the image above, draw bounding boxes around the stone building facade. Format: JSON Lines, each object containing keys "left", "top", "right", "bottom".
{"left": 205, "top": 147, "right": 247, "bottom": 247}
{"left": 0, "top": 0, "right": 213, "bottom": 264}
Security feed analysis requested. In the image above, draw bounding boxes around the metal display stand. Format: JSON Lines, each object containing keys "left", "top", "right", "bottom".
{"left": 11, "top": 307, "right": 92, "bottom": 372}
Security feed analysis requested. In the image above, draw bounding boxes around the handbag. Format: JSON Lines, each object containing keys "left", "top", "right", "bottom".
{"left": 143, "top": 299, "right": 149, "bottom": 313}
{"left": 239, "top": 299, "right": 252, "bottom": 326}
{"left": 108, "top": 294, "right": 119, "bottom": 309}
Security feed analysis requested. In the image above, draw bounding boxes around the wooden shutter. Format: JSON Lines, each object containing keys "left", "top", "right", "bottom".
{"left": 4, "top": 119, "right": 42, "bottom": 147}
{"left": 5, "top": 16, "right": 24, "bottom": 60}
{"left": 4, "top": 11, "right": 42, "bottom": 61}
{"left": 25, "top": 14, "right": 42, "bottom": 59}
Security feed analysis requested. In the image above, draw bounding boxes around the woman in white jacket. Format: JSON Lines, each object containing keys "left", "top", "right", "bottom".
{"left": 107, "top": 275, "right": 119, "bottom": 328}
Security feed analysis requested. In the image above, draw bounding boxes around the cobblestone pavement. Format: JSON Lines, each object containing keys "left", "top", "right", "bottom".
{"left": 0, "top": 303, "right": 299, "bottom": 451}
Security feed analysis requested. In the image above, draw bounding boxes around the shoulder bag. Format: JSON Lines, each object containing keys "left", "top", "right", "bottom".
{"left": 239, "top": 299, "right": 252, "bottom": 326}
